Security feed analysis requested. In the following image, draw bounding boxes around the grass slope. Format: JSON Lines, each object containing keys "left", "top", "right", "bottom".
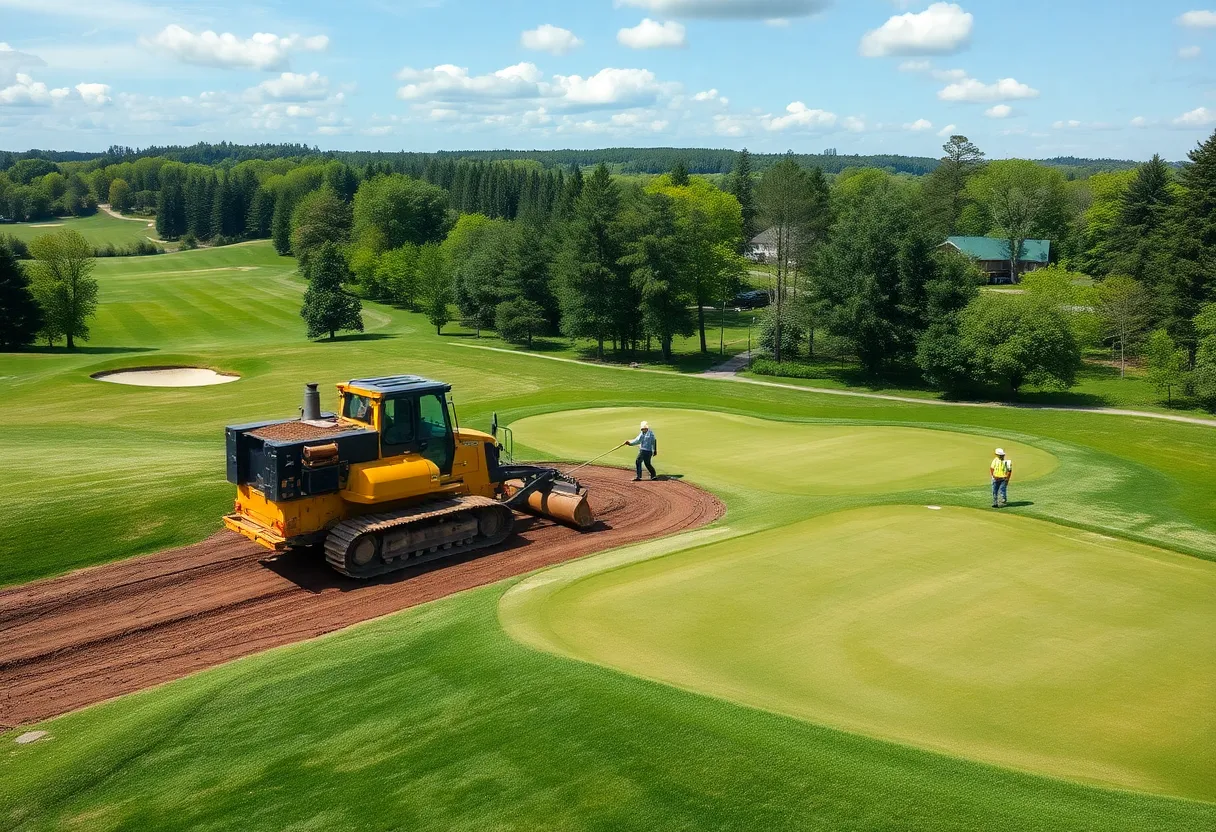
{"left": 1, "top": 242, "right": 1214, "bottom": 830}
{"left": 3, "top": 583, "right": 1213, "bottom": 832}
{"left": 503, "top": 505, "right": 1216, "bottom": 800}
{"left": 3, "top": 212, "right": 159, "bottom": 248}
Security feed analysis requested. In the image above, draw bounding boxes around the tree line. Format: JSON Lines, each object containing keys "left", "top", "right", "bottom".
{"left": 3, "top": 134, "right": 1214, "bottom": 410}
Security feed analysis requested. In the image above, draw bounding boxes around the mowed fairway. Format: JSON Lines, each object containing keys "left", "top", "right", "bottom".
{"left": 512, "top": 407, "right": 1058, "bottom": 494}
{"left": 2, "top": 212, "right": 159, "bottom": 248}
{"left": 3, "top": 242, "right": 1216, "bottom": 831}
{"left": 502, "top": 505, "right": 1216, "bottom": 800}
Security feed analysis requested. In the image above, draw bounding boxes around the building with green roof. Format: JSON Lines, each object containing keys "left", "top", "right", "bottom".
{"left": 938, "top": 236, "right": 1051, "bottom": 284}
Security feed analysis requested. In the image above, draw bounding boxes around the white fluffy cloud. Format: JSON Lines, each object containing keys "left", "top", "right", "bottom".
{"left": 937, "top": 123, "right": 957, "bottom": 136}
{"left": 615, "top": 0, "right": 828, "bottom": 19}
{"left": 0, "top": 73, "right": 69, "bottom": 105}
{"left": 693, "top": 88, "right": 728, "bottom": 104}
{"left": 938, "top": 76, "right": 1038, "bottom": 102}
{"left": 1177, "top": 10, "right": 1216, "bottom": 27}
{"left": 985, "top": 104, "right": 1012, "bottom": 118}
{"left": 251, "top": 71, "right": 330, "bottom": 101}
{"left": 1174, "top": 106, "right": 1216, "bottom": 126}
{"left": 520, "top": 24, "right": 583, "bottom": 55}
{"left": 397, "top": 63, "right": 544, "bottom": 101}
{"left": 764, "top": 101, "right": 837, "bottom": 131}
{"left": 1179, "top": 45, "right": 1202, "bottom": 59}
{"left": 904, "top": 118, "right": 933, "bottom": 131}
{"left": 145, "top": 25, "right": 329, "bottom": 71}
{"left": 553, "top": 68, "right": 666, "bottom": 105}
{"left": 74, "top": 82, "right": 111, "bottom": 106}
{"left": 860, "top": 3, "right": 973, "bottom": 57}
{"left": 618, "top": 19, "right": 687, "bottom": 48}
{"left": 396, "top": 62, "right": 671, "bottom": 110}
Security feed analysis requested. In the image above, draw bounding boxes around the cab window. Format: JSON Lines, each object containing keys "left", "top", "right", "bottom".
{"left": 342, "top": 393, "right": 374, "bottom": 424}
{"left": 381, "top": 398, "right": 416, "bottom": 453}
{"left": 418, "top": 393, "right": 449, "bottom": 442}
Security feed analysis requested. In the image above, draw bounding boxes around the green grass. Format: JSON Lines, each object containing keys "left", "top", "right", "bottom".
{"left": 2, "top": 212, "right": 160, "bottom": 248}
{"left": 503, "top": 505, "right": 1216, "bottom": 800}
{"left": 511, "top": 407, "right": 1059, "bottom": 495}
{"left": 1, "top": 241, "right": 1215, "bottom": 830}
{"left": 745, "top": 355, "right": 1214, "bottom": 417}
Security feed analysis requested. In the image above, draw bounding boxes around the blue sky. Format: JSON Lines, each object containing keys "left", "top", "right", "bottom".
{"left": 3, "top": 0, "right": 1216, "bottom": 159}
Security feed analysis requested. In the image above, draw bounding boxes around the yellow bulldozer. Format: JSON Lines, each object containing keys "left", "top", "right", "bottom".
{"left": 223, "top": 376, "right": 593, "bottom": 578}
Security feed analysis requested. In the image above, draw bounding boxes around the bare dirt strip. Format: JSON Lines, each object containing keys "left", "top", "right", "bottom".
{"left": 0, "top": 468, "right": 723, "bottom": 726}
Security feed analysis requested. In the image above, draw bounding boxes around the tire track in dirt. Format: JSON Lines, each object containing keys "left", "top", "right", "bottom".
{"left": 0, "top": 468, "right": 723, "bottom": 725}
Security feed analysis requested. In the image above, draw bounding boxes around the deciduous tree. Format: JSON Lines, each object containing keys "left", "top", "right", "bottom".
{"left": 1096, "top": 275, "right": 1151, "bottom": 376}
{"left": 27, "top": 229, "right": 98, "bottom": 350}
{"left": 417, "top": 243, "right": 452, "bottom": 334}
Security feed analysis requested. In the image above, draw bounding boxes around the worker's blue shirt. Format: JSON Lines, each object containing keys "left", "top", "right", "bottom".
{"left": 629, "top": 431, "right": 657, "bottom": 452}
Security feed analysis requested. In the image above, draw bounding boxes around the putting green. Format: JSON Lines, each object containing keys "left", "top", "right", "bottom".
{"left": 502, "top": 506, "right": 1216, "bottom": 800}
{"left": 511, "top": 407, "right": 1057, "bottom": 494}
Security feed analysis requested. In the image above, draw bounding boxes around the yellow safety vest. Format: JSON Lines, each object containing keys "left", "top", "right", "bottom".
{"left": 991, "top": 457, "right": 1011, "bottom": 478}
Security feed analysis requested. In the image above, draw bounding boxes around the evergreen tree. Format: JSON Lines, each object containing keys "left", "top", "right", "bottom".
{"left": 1106, "top": 154, "right": 1173, "bottom": 283}
{"left": 323, "top": 161, "right": 359, "bottom": 202}
{"left": 246, "top": 186, "right": 276, "bottom": 239}
{"left": 155, "top": 165, "right": 187, "bottom": 239}
{"left": 271, "top": 189, "right": 294, "bottom": 255}
{"left": 0, "top": 243, "right": 42, "bottom": 350}
{"left": 669, "top": 160, "right": 690, "bottom": 187}
{"left": 495, "top": 298, "right": 546, "bottom": 346}
{"left": 1164, "top": 129, "right": 1216, "bottom": 352}
{"left": 727, "top": 148, "right": 758, "bottom": 243}
{"left": 300, "top": 241, "right": 363, "bottom": 340}
{"left": 619, "top": 191, "right": 694, "bottom": 361}
{"left": 922, "top": 135, "right": 985, "bottom": 235}
{"left": 554, "top": 164, "right": 622, "bottom": 359}
{"left": 556, "top": 164, "right": 583, "bottom": 219}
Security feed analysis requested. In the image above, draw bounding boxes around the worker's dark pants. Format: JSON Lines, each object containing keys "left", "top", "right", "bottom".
{"left": 636, "top": 450, "right": 656, "bottom": 479}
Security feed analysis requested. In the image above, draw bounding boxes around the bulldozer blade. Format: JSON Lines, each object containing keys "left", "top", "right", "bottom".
{"left": 504, "top": 478, "right": 595, "bottom": 529}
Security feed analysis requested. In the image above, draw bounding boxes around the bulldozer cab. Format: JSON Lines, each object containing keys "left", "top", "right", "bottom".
{"left": 339, "top": 377, "right": 456, "bottom": 476}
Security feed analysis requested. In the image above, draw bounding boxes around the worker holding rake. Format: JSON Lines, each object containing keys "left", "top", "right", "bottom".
{"left": 990, "top": 447, "right": 1013, "bottom": 508}
{"left": 626, "top": 421, "right": 658, "bottom": 481}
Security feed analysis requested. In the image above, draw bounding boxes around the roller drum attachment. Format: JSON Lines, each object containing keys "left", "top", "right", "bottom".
{"left": 504, "top": 478, "right": 595, "bottom": 529}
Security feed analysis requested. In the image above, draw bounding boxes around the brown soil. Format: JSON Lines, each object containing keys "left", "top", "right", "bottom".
{"left": 249, "top": 419, "right": 369, "bottom": 442}
{"left": 0, "top": 468, "right": 722, "bottom": 726}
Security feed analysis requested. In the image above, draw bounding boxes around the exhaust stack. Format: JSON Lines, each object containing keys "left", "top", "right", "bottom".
{"left": 301, "top": 383, "right": 322, "bottom": 422}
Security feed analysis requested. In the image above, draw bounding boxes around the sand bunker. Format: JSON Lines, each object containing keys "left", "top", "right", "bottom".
{"left": 93, "top": 367, "right": 239, "bottom": 387}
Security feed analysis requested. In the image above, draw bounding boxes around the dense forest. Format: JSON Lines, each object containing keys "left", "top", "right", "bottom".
{"left": 1, "top": 135, "right": 1213, "bottom": 409}
{"left": 0, "top": 143, "right": 1151, "bottom": 179}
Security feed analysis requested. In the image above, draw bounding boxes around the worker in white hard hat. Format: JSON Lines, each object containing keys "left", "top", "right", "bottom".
{"left": 989, "top": 447, "right": 1013, "bottom": 508}
{"left": 625, "top": 420, "right": 658, "bottom": 481}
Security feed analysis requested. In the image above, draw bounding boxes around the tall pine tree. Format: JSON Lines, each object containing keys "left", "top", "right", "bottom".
{"left": 554, "top": 164, "right": 622, "bottom": 359}
{"left": 300, "top": 242, "right": 363, "bottom": 340}
{"left": 0, "top": 243, "right": 43, "bottom": 350}
{"left": 1166, "top": 130, "right": 1216, "bottom": 352}
{"left": 727, "top": 148, "right": 758, "bottom": 243}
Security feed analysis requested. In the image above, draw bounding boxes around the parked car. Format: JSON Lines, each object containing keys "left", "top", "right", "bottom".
{"left": 731, "top": 290, "right": 770, "bottom": 309}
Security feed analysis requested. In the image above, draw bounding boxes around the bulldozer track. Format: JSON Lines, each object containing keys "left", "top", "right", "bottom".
{"left": 323, "top": 496, "right": 513, "bottom": 579}
{"left": 0, "top": 468, "right": 723, "bottom": 726}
